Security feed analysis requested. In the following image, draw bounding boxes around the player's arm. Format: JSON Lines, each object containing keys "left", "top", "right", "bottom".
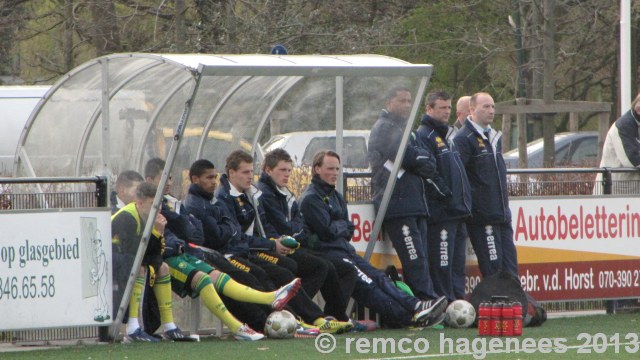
{"left": 300, "top": 193, "right": 351, "bottom": 243}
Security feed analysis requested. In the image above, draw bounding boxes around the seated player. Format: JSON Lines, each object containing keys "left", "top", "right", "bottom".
{"left": 111, "top": 182, "right": 185, "bottom": 342}
{"left": 298, "top": 150, "right": 448, "bottom": 328}
{"left": 256, "top": 148, "right": 363, "bottom": 328}
{"left": 110, "top": 170, "right": 144, "bottom": 214}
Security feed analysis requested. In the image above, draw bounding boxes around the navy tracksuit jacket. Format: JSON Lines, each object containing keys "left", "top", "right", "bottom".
{"left": 453, "top": 119, "right": 518, "bottom": 278}
{"left": 416, "top": 114, "right": 472, "bottom": 300}
{"left": 299, "top": 175, "right": 423, "bottom": 327}
{"left": 368, "top": 109, "right": 446, "bottom": 300}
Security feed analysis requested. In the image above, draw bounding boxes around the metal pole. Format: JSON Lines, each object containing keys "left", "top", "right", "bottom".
{"left": 109, "top": 70, "right": 200, "bottom": 341}
{"left": 336, "top": 76, "right": 345, "bottom": 194}
{"left": 620, "top": 0, "right": 632, "bottom": 112}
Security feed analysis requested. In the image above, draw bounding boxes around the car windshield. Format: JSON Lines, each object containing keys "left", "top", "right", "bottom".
{"left": 262, "top": 136, "right": 286, "bottom": 150}
{"left": 301, "top": 136, "right": 369, "bottom": 168}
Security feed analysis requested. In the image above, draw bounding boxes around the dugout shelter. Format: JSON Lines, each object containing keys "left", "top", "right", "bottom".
{"left": 11, "top": 53, "right": 433, "bottom": 338}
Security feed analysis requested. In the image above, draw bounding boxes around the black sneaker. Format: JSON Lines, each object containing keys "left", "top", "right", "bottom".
{"left": 125, "top": 328, "right": 160, "bottom": 343}
{"left": 162, "top": 327, "right": 186, "bottom": 341}
{"left": 412, "top": 296, "right": 448, "bottom": 327}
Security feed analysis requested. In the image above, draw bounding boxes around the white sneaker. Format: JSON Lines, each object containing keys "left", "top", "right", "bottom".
{"left": 272, "top": 278, "right": 302, "bottom": 310}
{"left": 234, "top": 324, "right": 265, "bottom": 341}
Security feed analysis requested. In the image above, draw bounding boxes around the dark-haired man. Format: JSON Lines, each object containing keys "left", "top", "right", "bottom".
{"left": 368, "top": 86, "right": 446, "bottom": 302}
{"left": 416, "top": 90, "right": 472, "bottom": 301}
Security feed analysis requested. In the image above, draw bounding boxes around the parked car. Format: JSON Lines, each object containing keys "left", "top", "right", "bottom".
{"left": 262, "top": 130, "right": 370, "bottom": 169}
{"left": 503, "top": 131, "right": 599, "bottom": 168}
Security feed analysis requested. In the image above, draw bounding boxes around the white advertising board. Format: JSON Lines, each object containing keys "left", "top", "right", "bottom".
{"left": 0, "top": 209, "right": 112, "bottom": 330}
{"left": 348, "top": 196, "right": 640, "bottom": 301}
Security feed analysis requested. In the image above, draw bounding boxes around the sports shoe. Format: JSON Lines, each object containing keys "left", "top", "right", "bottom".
{"left": 234, "top": 324, "right": 265, "bottom": 341}
{"left": 162, "top": 327, "right": 185, "bottom": 341}
{"left": 272, "top": 278, "right": 302, "bottom": 311}
{"left": 412, "top": 296, "right": 448, "bottom": 327}
{"left": 430, "top": 310, "right": 447, "bottom": 328}
{"left": 350, "top": 319, "right": 377, "bottom": 332}
{"left": 125, "top": 328, "right": 160, "bottom": 343}
{"left": 315, "top": 317, "right": 354, "bottom": 334}
{"left": 295, "top": 324, "right": 320, "bottom": 338}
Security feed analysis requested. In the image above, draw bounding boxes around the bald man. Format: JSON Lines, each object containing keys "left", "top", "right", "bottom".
{"left": 453, "top": 92, "right": 518, "bottom": 279}
{"left": 454, "top": 96, "right": 471, "bottom": 129}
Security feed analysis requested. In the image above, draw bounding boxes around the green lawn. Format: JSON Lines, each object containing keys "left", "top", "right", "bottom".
{"left": 3, "top": 313, "right": 640, "bottom": 359}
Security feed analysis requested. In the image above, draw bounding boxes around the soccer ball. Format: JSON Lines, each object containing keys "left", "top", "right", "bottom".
{"left": 264, "top": 310, "right": 297, "bottom": 339}
{"left": 445, "top": 300, "right": 476, "bottom": 328}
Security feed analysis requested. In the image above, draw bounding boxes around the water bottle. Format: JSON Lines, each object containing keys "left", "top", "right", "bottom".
{"left": 477, "top": 302, "right": 490, "bottom": 336}
{"left": 501, "top": 302, "right": 514, "bottom": 336}
{"left": 512, "top": 301, "right": 523, "bottom": 336}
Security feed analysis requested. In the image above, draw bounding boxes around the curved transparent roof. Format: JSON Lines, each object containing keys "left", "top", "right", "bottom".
{"left": 15, "top": 53, "right": 432, "bottom": 199}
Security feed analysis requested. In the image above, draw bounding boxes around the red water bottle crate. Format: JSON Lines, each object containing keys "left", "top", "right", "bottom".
{"left": 477, "top": 296, "right": 523, "bottom": 337}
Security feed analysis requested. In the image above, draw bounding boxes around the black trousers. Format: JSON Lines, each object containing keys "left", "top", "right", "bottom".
{"left": 288, "top": 248, "right": 329, "bottom": 299}
{"left": 301, "top": 248, "right": 357, "bottom": 321}
{"left": 228, "top": 252, "right": 326, "bottom": 324}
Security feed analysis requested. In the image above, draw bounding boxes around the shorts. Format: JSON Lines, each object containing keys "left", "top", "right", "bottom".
{"left": 165, "top": 253, "right": 216, "bottom": 298}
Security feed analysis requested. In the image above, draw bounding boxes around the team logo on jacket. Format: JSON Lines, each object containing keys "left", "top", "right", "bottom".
{"left": 436, "top": 136, "right": 446, "bottom": 148}
{"left": 476, "top": 137, "right": 485, "bottom": 148}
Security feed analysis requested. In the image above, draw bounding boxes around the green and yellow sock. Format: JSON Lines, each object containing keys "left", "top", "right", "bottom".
{"left": 126, "top": 275, "right": 145, "bottom": 334}
{"left": 214, "top": 273, "right": 275, "bottom": 305}
{"left": 152, "top": 274, "right": 174, "bottom": 325}
{"left": 128, "top": 275, "right": 145, "bottom": 320}
{"left": 196, "top": 275, "right": 242, "bottom": 333}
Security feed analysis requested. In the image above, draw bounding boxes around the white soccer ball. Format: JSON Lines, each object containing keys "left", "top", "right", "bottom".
{"left": 264, "top": 310, "right": 297, "bottom": 339}
{"left": 445, "top": 300, "right": 476, "bottom": 328}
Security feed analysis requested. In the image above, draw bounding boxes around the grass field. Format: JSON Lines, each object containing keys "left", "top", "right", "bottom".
{"left": 2, "top": 313, "right": 640, "bottom": 359}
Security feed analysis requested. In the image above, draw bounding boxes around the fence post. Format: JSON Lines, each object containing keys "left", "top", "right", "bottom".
{"left": 95, "top": 176, "right": 108, "bottom": 207}
{"left": 603, "top": 168, "right": 615, "bottom": 315}
{"left": 602, "top": 168, "right": 612, "bottom": 195}
{"left": 95, "top": 175, "right": 110, "bottom": 341}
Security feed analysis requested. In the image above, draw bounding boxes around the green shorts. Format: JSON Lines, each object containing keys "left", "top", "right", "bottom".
{"left": 165, "top": 253, "right": 215, "bottom": 298}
